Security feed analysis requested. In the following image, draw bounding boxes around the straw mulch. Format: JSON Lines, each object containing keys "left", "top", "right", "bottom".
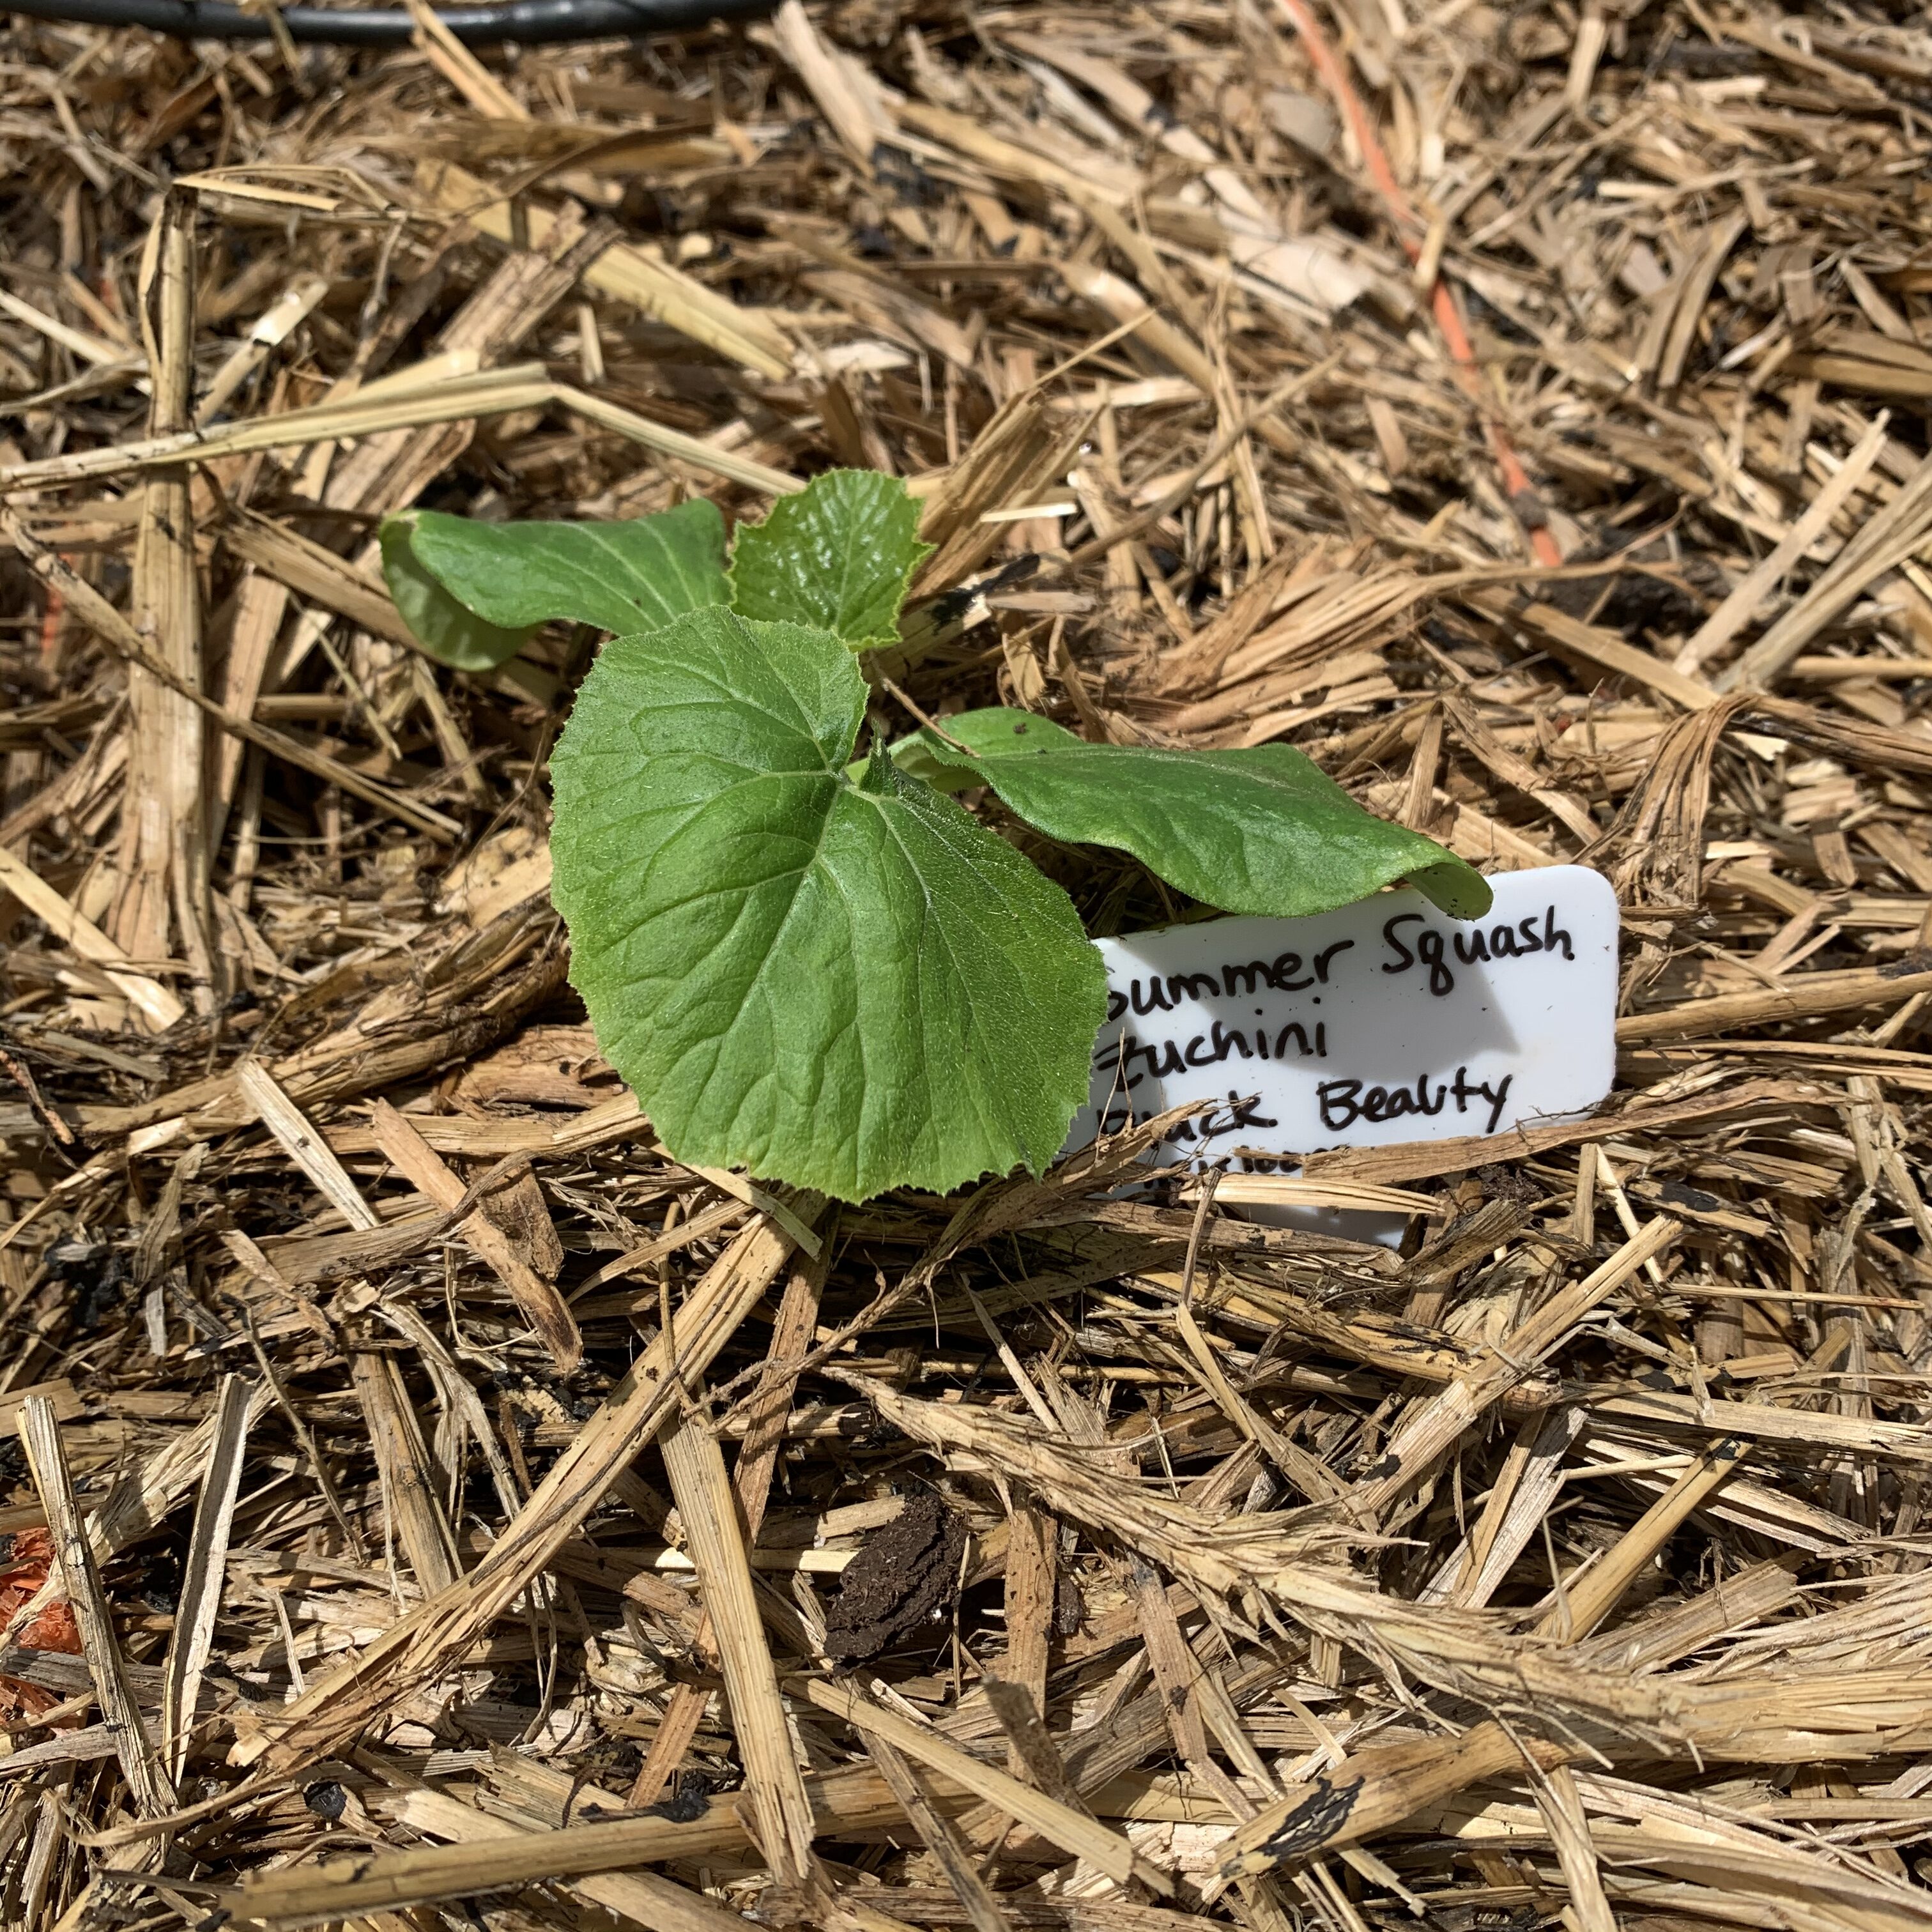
{"left": 0, "top": 0, "right": 1931, "bottom": 1926}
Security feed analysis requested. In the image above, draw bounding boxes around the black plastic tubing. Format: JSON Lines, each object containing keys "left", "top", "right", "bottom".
{"left": 4, "top": 0, "right": 772, "bottom": 43}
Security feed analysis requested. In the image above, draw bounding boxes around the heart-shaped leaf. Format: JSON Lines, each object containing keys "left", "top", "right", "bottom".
{"left": 379, "top": 498, "right": 729, "bottom": 668}
{"left": 906, "top": 707, "right": 1493, "bottom": 920}
{"left": 551, "top": 613, "right": 1107, "bottom": 1200}
{"left": 728, "top": 468, "right": 931, "bottom": 648}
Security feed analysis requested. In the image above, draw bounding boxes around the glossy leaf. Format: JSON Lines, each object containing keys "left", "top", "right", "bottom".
{"left": 550, "top": 613, "right": 1107, "bottom": 1200}
{"left": 728, "top": 468, "right": 931, "bottom": 648}
{"left": 906, "top": 707, "right": 1493, "bottom": 920}
{"left": 379, "top": 498, "right": 730, "bottom": 666}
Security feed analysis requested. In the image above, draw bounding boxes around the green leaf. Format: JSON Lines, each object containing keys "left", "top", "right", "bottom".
{"left": 550, "top": 613, "right": 1107, "bottom": 1201}
{"left": 728, "top": 468, "right": 931, "bottom": 648}
{"left": 379, "top": 519, "right": 537, "bottom": 672}
{"left": 379, "top": 498, "right": 730, "bottom": 667}
{"left": 907, "top": 707, "right": 1494, "bottom": 921}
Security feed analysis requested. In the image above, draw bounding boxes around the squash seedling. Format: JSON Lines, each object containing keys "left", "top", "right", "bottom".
{"left": 381, "top": 470, "right": 1489, "bottom": 1202}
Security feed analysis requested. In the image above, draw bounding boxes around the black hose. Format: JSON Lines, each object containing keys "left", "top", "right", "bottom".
{"left": 4, "top": 0, "right": 772, "bottom": 42}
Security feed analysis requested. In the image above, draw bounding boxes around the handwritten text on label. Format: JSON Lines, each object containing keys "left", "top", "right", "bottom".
{"left": 1071, "top": 864, "right": 1619, "bottom": 1169}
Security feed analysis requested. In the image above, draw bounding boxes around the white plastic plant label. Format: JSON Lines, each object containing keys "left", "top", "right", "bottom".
{"left": 1072, "top": 864, "right": 1619, "bottom": 1170}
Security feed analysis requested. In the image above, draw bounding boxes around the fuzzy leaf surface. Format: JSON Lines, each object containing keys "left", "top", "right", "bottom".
{"left": 379, "top": 520, "right": 537, "bottom": 671}
{"left": 551, "top": 615, "right": 1107, "bottom": 1200}
{"left": 728, "top": 469, "right": 930, "bottom": 647}
{"left": 908, "top": 707, "right": 1494, "bottom": 920}
{"left": 380, "top": 498, "right": 728, "bottom": 665}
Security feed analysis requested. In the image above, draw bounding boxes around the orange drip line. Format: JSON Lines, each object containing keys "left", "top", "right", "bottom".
{"left": 1272, "top": 0, "right": 1564, "bottom": 569}
{"left": 36, "top": 582, "right": 64, "bottom": 666}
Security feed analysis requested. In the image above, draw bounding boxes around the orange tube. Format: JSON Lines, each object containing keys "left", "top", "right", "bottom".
{"left": 1273, "top": 0, "right": 1563, "bottom": 567}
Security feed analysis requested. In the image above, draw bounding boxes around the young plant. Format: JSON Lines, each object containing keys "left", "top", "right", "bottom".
{"left": 382, "top": 471, "right": 1489, "bottom": 1201}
